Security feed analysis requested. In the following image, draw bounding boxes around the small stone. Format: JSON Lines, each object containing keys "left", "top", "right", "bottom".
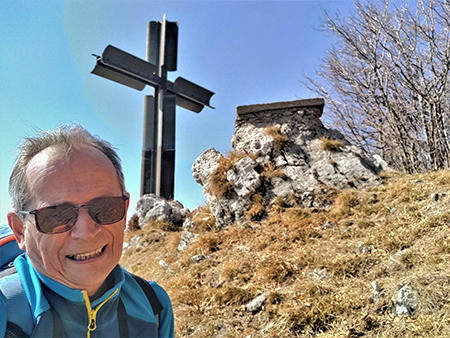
{"left": 245, "top": 293, "right": 268, "bottom": 313}
{"left": 371, "top": 280, "right": 383, "bottom": 302}
{"left": 309, "top": 268, "right": 330, "bottom": 280}
{"left": 431, "top": 193, "right": 446, "bottom": 201}
{"left": 358, "top": 245, "right": 372, "bottom": 254}
{"left": 159, "top": 260, "right": 169, "bottom": 270}
{"left": 192, "top": 254, "right": 210, "bottom": 263}
{"left": 321, "top": 221, "right": 334, "bottom": 230}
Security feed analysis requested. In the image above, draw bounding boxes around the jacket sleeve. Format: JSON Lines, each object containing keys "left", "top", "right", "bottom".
{"left": 149, "top": 281, "right": 174, "bottom": 338}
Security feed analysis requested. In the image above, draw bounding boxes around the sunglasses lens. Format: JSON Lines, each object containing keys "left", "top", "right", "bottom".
{"left": 32, "top": 196, "right": 127, "bottom": 234}
{"left": 87, "top": 196, "right": 126, "bottom": 225}
{"left": 36, "top": 204, "right": 78, "bottom": 234}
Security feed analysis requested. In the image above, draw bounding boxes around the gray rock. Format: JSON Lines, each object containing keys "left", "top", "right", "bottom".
{"left": 177, "top": 217, "right": 199, "bottom": 252}
{"left": 245, "top": 293, "right": 268, "bottom": 313}
{"left": 309, "top": 268, "right": 331, "bottom": 280}
{"left": 226, "top": 157, "right": 260, "bottom": 197}
{"left": 392, "top": 283, "right": 419, "bottom": 316}
{"left": 135, "top": 194, "right": 189, "bottom": 227}
{"left": 373, "top": 154, "right": 390, "bottom": 171}
{"left": 159, "top": 260, "right": 169, "bottom": 270}
{"left": 371, "top": 280, "right": 383, "bottom": 302}
{"left": 321, "top": 221, "right": 334, "bottom": 230}
{"left": 431, "top": 193, "right": 446, "bottom": 201}
{"left": 358, "top": 245, "right": 372, "bottom": 254}
{"left": 390, "top": 249, "right": 409, "bottom": 263}
{"left": 207, "top": 192, "right": 248, "bottom": 230}
{"left": 122, "top": 235, "right": 142, "bottom": 251}
{"left": 192, "top": 254, "right": 210, "bottom": 263}
{"left": 231, "top": 124, "right": 273, "bottom": 155}
{"left": 192, "top": 148, "right": 222, "bottom": 186}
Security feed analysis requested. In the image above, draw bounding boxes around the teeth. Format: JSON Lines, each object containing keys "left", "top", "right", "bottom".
{"left": 69, "top": 247, "right": 104, "bottom": 261}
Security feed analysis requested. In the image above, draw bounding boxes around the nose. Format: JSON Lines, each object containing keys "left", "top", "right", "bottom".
{"left": 70, "top": 208, "right": 101, "bottom": 240}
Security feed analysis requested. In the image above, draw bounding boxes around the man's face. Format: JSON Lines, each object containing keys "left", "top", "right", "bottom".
{"left": 9, "top": 146, "right": 128, "bottom": 296}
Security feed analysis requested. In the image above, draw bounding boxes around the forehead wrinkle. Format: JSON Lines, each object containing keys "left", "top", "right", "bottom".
{"left": 26, "top": 146, "right": 122, "bottom": 209}
{"left": 25, "top": 148, "right": 64, "bottom": 209}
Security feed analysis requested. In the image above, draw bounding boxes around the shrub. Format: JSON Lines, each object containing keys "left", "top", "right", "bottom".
{"left": 208, "top": 155, "right": 235, "bottom": 198}
{"left": 247, "top": 193, "right": 266, "bottom": 221}
{"left": 320, "top": 137, "right": 343, "bottom": 151}
{"left": 266, "top": 126, "right": 289, "bottom": 151}
{"left": 261, "top": 162, "right": 287, "bottom": 179}
{"left": 208, "top": 151, "right": 257, "bottom": 198}
{"left": 127, "top": 214, "right": 140, "bottom": 231}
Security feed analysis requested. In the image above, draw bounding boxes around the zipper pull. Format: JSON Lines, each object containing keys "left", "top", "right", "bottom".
{"left": 89, "top": 316, "right": 96, "bottom": 331}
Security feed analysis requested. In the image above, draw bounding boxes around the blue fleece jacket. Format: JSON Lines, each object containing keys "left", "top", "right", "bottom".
{"left": 0, "top": 255, "right": 174, "bottom": 338}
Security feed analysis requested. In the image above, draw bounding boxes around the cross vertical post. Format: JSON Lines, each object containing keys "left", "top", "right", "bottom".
{"left": 142, "top": 14, "right": 177, "bottom": 199}
{"left": 91, "top": 15, "right": 214, "bottom": 200}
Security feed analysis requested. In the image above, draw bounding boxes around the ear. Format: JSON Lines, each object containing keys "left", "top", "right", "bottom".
{"left": 7, "top": 211, "right": 27, "bottom": 250}
{"left": 123, "top": 193, "right": 130, "bottom": 230}
{"left": 125, "top": 192, "right": 130, "bottom": 209}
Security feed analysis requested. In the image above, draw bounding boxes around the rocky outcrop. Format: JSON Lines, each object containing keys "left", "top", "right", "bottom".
{"left": 192, "top": 98, "right": 383, "bottom": 229}
{"left": 132, "top": 193, "right": 189, "bottom": 228}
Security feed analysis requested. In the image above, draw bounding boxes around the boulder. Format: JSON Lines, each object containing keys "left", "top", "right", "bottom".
{"left": 192, "top": 148, "right": 222, "bottom": 186}
{"left": 134, "top": 194, "right": 189, "bottom": 228}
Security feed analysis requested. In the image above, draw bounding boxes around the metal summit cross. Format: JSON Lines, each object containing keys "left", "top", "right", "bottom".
{"left": 91, "top": 15, "right": 214, "bottom": 200}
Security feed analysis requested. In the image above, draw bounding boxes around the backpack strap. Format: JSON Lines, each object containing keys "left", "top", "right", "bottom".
{"left": 0, "top": 270, "right": 34, "bottom": 337}
{"left": 0, "top": 236, "right": 24, "bottom": 272}
{"left": 0, "top": 267, "right": 18, "bottom": 279}
{"left": 5, "top": 321, "right": 29, "bottom": 338}
{"left": 129, "top": 273, "right": 164, "bottom": 316}
{"left": 117, "top": 298, "right": 129, "bottom": 338}
{"left": 0, "top": 234, "right": 16, "bottom": 246}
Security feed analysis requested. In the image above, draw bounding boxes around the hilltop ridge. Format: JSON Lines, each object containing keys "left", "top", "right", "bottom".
{"left": 121, "top": 170, "right": 450, "bottom": 337}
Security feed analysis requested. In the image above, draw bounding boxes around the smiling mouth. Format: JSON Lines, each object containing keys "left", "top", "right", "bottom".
{"left": 67, "top": 246, "right": 105, "bottom": 261}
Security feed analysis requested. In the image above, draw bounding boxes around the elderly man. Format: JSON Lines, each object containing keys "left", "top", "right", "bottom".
{"left": 0, "top": 125, "right": 174, "bottom": 337}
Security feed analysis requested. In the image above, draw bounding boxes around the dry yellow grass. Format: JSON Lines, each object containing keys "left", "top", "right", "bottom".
{"left": 266, "top": 126, "right": 289, "bottom": 151}
{"left": 120, "top": 170, "right": 450, "bottom": 337}
{"left": 320, "top": 137, "right": 343, "bottom": 152}
{"left": 208, "top": 151, "right": 258, "bottom": 198}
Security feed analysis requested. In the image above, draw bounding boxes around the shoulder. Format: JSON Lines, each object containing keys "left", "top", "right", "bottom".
{"left": 0, "top": 268, "right": 36, "bottom": 336}
{"left": 147, "top": 281, "right": 172, "bottom": 309}
{"left": 147, "top": 281, "right": 174, "bottom": 337}
{"left": 120, "top": 270, "right": 173, "bottom": 321}
{"left": 121, "top": 270, "right": 172, "bottom": 311}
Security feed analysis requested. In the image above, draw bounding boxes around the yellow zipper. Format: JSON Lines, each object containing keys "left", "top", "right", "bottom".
{"left": 82, "top": 288, "right": 119, "bottom": 338}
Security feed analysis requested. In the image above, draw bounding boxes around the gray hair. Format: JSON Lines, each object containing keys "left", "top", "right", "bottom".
{"left": 9, "top": 124, "right": 126, "bottom": 212}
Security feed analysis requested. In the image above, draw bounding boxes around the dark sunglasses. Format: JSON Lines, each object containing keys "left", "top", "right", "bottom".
{"left": 19, "top": 195, "right": 129, "bottom": 234}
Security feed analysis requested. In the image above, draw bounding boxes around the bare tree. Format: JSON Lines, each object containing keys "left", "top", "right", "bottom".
{"left": 305, "top": 0, "right": 450, "bottom": 172}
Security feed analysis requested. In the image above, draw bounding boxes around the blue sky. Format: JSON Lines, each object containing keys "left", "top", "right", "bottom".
{"left": 0, "top": 0, "right": 352, "bottom": 224}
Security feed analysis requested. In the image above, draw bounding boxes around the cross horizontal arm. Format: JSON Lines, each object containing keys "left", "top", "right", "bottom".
{"left": 91, "top": 45, "right": 215, "bottom": 113}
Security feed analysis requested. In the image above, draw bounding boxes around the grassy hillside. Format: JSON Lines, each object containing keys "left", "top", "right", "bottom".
{"left": 120, "top": 170, "right": 450, "bottom": 337}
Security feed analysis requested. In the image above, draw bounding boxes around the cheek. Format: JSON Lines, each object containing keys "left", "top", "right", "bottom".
{"left": 24, "top": 230, "right": 64, "bottom": 266}
{"left": 111, "top": 224, "right": 125, "bottom": 256}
